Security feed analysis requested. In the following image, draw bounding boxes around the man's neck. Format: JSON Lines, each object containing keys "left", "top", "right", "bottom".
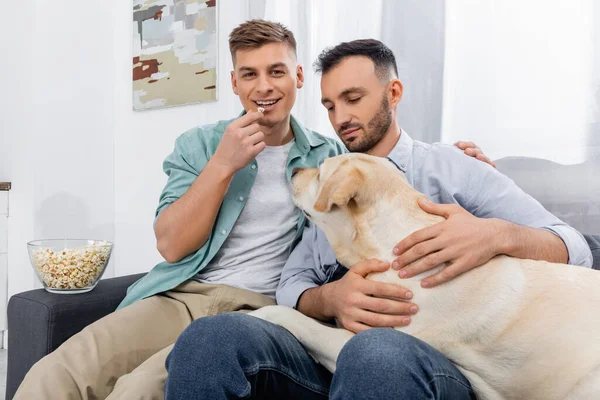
{"left": 366, "top": 120, "right": 402, "bottom": 157}
{"left": 261, "top": 114, "right": 294, "bottom": 146}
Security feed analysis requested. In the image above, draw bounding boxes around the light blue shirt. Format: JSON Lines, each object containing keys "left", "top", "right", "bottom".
{"left": 276, "top": 131, "right": 593, "bottom": 308}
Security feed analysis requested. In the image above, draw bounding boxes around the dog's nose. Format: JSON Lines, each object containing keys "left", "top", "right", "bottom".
{"left": 291, "top": 167, "right": 303, "bottom": 178}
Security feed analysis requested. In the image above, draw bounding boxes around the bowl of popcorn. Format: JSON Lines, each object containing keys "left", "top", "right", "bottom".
{"left": 27, "top": 239, "right": 113, "bottom": 294}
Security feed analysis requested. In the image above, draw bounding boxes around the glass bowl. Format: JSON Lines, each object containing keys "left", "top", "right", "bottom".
{"left": 27, "top": 239, "right": 113, "bottom": 294}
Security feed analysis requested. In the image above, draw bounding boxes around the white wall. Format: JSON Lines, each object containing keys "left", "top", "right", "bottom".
{"left": 2, "top": 1, "right": 116, "bottom": 299}
{"left": 0, "top": 2, "right": 31, "bottom": 300}
{"left": 0, "top": 0, "right": 267, "bottom": 300}
{"left": 442, "top": 0, "right": 596, "bottom": 164}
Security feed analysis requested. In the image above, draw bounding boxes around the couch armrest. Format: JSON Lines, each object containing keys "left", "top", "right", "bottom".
{"left": 6, "top": 273, "right": 145, "bottom": 400}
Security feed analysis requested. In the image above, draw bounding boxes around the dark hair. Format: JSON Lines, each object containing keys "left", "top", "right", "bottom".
{"left": 314, "top": 39, "right": 398, "bottom": 81}
{"left": 229, "top": 19, "right": 297, "bottom": 61}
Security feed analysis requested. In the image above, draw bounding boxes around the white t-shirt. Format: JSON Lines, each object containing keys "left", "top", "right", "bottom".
{"left": 195, "top": 140, "right": 300, "bottom": 297}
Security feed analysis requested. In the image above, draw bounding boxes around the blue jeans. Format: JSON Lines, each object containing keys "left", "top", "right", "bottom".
{"left": 165, "top": 313, "right": 475, "bottom": 399}
{"left": 165, "top": 313, "right": 331, "bottom": 399}
{"left": 330, "top": 329, "right": 476, "bottom": 399}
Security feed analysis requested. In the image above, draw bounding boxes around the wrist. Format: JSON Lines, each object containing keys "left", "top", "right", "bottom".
{"left": 319, "top": 283, "right": 338, "bottom": 319}
{"left": 299, "top": 284, "right": 336, "bottom": 321}
{"left": 493, "top": 218, "right": 517, "bottom": 256}
{"left": 206, "top": 157, "right": 236, "bottom": 180}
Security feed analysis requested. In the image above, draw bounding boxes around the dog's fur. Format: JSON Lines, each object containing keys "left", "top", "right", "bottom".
{"left": 250, "top": 153, "right": 600, "bottom": 400}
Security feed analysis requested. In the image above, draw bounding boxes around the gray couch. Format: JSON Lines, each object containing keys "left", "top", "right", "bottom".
{"left": 5, "top": 273, "right": 145, "bottom": 399}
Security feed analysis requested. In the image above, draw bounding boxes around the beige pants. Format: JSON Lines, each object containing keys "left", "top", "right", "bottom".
{"left": 14, "top": 281, "right": 275, "bottom": 400}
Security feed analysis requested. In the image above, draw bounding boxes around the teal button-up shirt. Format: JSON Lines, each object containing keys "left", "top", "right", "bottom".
{"left": 118, "top": 114, "right": 345, "bottom": 309}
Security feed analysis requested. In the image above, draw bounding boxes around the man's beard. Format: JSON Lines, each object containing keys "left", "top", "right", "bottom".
{"left": 339, "top": 94, "right": 393, "bottom": 153}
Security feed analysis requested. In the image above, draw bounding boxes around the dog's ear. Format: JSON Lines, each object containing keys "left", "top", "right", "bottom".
{"left": 313, "top": 167, "right": 364, "bottom": 213}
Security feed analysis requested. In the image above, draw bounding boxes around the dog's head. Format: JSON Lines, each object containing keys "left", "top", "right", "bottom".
{"left": 291, "top": 153, "right": 391, "bottom": 215}
{"left": 291, "top": 153, "right": 415, "bottom": 265}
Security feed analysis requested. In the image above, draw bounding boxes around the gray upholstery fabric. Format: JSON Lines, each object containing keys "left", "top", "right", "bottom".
{"left": 495, "top": 157, "right": 600, "bottom": 235}
{"left": 5, "top": 273, "right": 145, "bottom": 400}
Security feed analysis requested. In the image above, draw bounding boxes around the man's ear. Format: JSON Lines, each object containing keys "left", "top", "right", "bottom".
{"left": 296, "top": 65, "right": 304, "bottom": 89}
{"left": 313, "top": 168, "right": 364, "bottom": 212}
{"left": 388, "top": 78, "right": 403, "bottom": 108}
{"left": 231, "top": 71, "right": 239, "bottom": 95}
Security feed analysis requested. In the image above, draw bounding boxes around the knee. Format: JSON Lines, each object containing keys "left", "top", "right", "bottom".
{"left": 176, "top": 313, "right": 264, "bottom": 349}
{"left": 21, "top": 355, "right": 61, "bottom": 381}
{"left": 110, "top": 371, "right": 165, "bottom": 399}
{"left": 15, "top": 356, "right": 92, "bottom": 399}
{"left": 167, "top": 313, "right": 265, "bottom": 370}
{"left": 337, "top": 329, "right": 427, "bottom": 373}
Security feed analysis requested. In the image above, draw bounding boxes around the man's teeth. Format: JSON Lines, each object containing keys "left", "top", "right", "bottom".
{"left": 256, "top": 100, "right": 277, "bottom": 106}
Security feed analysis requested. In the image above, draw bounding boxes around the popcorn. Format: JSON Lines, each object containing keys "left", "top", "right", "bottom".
{"left": 32, "top": 242, "right": 111, "bottom": 289}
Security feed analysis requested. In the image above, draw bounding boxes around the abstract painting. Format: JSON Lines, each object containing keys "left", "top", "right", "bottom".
{"left": 133, "top": 0, "right": 217, "bottom": 111}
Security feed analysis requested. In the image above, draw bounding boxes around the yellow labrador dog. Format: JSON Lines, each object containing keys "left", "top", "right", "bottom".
{"left": 250, "top": 153, "right": 600, "bottom": 400}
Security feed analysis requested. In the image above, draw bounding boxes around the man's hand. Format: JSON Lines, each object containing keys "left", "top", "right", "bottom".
{"left": 455, "top": 141, "right": 496, "bottom": 168}
{"left": 325, "top": 259, "right": 418, "bottom": 333}
{"left": 211, "top": 110, "right": 266, "bottom": 174}
{"left": 392, "top": 199, "right": 504, "bottom": 288}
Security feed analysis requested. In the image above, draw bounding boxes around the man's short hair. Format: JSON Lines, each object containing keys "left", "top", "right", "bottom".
{"left": 229, "top": 19, "right": 297, "bottom": 62}
{"left": 314, "top": 39, "right": 398, "bottom": 81}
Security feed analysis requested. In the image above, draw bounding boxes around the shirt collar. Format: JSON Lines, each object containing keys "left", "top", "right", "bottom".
{"left": 387, "top": 129, "right": 414, "bottom": 173}
{"left": 236, "top": 111, "right": 324, "bottom": 154}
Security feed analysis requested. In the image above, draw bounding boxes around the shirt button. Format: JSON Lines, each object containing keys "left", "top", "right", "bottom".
{"left": 400, "top": 163, "right": 406, "bottom": 169}
{"left": 238, "top": 196, "right": 244, "bottom": 201}
{"left": 221, "top": 229, "right": 227, "bottom": 235}
{"left": 251, "top": 165, "right": 256, "bottom": 170}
